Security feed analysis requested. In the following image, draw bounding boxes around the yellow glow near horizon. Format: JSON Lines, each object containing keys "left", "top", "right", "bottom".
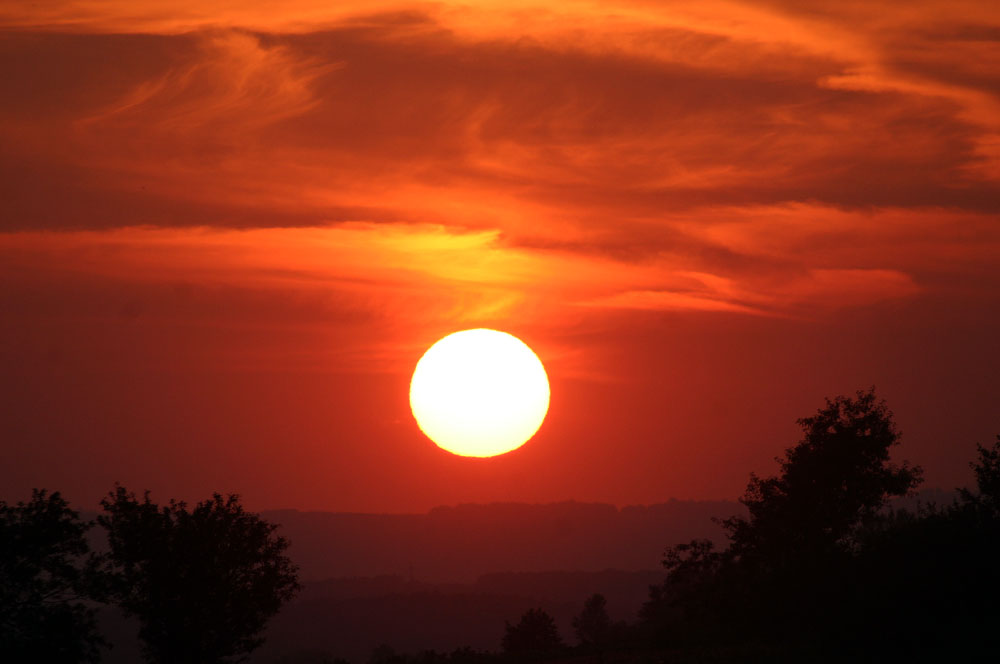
{"left": 409, "top": 329, "right": 550, "bottom": 457}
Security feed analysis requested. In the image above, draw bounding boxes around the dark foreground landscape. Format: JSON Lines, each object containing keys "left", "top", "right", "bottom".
{"left": 4, "top": 391, "right": 999, "bottom": 663}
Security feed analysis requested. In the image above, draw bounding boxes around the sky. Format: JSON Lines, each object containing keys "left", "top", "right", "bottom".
{"left": 2, "top": 0, "right": 999, "bottom": 512}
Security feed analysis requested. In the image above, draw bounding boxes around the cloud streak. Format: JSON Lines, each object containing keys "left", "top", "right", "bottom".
{"left": 1, "top": 0, "right": 997, "bottom": 347}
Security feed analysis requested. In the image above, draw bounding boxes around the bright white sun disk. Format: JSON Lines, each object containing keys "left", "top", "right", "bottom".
{"left": 409, "top": 329, "right": 550, "bottom": 457}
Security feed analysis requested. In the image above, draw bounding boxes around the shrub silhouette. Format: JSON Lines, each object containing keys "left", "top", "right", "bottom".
{"left": 0, "top": 489, "right": 107, "bottom": 663}
{"left": 99, "top": 486, "right": 300, "bottom": 663}
{"left": 501, "top": 608, "right": 563, "bottom": 658}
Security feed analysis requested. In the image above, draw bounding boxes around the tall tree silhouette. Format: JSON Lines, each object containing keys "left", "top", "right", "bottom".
{"left": 722, "top": 388, "right": 922, "bottom": 567}
{"left": 572, "top": 593, "right": 611, "bottom": 648}
{"left": 99, "top": 487, "right": 300, "bottom": 664}
{"left": 572, "top": 593, "right": 624, "bottom": 662}
{"left": 501, "top": 608, "right": 563, "bottom": 658}
{"left": 645, "top": 389, "right": 925, "bottom": 650}
{"left": 0, "top": 489, "right": 107, "bottom": 663}
{"left": 960, "top": 434, "right": 1000, "bottom": 513}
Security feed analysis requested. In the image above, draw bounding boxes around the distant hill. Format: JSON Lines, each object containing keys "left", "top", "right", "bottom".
{"left": 254, "top": 569, "right": 667, "bottom": 663}
{"left": 87, "top": 494, "right": 957, "bottom": 584}
{"left": 92, "top": 494, "right": 961, "bottom": 662}
{"left": 263, "top": 499, "right": 739, "bottom": 583}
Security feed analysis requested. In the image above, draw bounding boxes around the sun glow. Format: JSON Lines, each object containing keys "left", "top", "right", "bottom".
{"left": 409, "top": 329, "right": 550, "bottom": 457}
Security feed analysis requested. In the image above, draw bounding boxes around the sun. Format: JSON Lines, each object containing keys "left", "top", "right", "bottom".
{"left": 409, "top": 329, "right": 551, "bottom": 457}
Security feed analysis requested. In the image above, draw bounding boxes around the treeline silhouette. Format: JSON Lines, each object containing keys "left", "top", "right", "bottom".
{"left": 3, "top": 388, "right": 998, "bottom": 662}
{"left": 295, "top": 390, "right": 996, "bottom": 664}
{"left": 330, "top": 390, "right": 1000, "bottom": 664}
{"left": 636, "top": 389, "right": 1000, "bottom": 661}
{"left": 1, "top": 486, "right": 299, "bottom": 663}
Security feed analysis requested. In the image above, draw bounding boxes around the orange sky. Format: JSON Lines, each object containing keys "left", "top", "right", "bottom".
{"left": 2, "top": 1, "right": 999, "bottom": 511}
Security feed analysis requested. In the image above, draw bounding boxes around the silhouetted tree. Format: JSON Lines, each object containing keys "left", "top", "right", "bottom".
{"left": 960, "top": 434, "right": 1000, "bottom": 513}
{"left": 572, "top": 594, "right": 611, "bottom": 649}
{"left": 99, "top": 486, "right": 300, "bottom": 663}
{"left": 843, "top": 434, "right": 1000, "bottom": 659}
{"left": 644, "top": 389, "right": 925, "bottom": 650}
{"left": 501, "top": 608, "right": 563, "bottom": 658}
{"left": 0, "top": 489, "right": 107, "bottom": 663}
{"left": 446, "top": 646, "right": 499, "bottom": 664}
{"left": 369, "top": 644, "right": 400, "bottom": 664}
{"left": 722, "top": 388, "right": 922, "bottom": 566}
{"left": 572, "top": 593, "right": 625, "bottom": 661}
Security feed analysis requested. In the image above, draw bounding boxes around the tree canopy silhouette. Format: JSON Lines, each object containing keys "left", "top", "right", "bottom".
{"left": 501, "top": 608, "right": 563, "bottom": 658}
{"left": 644, "top": 389, "right": 926, "bottom": 652}
{"left": 572, "top": 594, "right": 611, "bottom": 648}
{"left": 98, "top": 487, "right": 300, "bottom": 664}
{"left": 960, "top": 434, "right": 1000, "bottom": 513}
{"left": 722, "top": 388, "right": 922, "bottom": 566}
{"left": 0, "top": 489, "right": 106, "bottom": 663}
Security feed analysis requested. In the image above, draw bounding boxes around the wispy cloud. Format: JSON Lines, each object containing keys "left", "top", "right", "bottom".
{"left": 1, "top": 0, "right": 997, "bottom": 366}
